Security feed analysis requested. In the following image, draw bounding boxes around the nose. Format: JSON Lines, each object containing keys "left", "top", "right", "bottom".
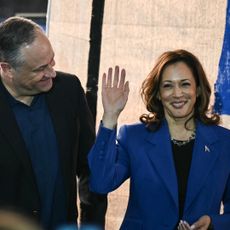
{"left": 173, "top": 85, "right": 183, "bottom": 97}
{"left": 44, "top": 61, "right": 56, "bottom": 78}
{"left": 48, "top": 66, "right": 56, "bottom": 78}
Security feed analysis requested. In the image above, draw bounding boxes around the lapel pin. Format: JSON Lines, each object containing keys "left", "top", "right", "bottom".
{"left": 204, "top": 145, "right": 210, "bottom": 152}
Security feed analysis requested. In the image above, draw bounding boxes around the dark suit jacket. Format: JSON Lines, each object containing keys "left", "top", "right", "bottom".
{"left": 0, "top": 71, "right": 107, "bottom": 227}
{"left": 89, "top": 120, "right": 230, "bottom": 230}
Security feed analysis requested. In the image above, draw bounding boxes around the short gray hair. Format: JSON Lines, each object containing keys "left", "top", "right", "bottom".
{"left": 0, "top": 16, "right": 42, "bottom": 69}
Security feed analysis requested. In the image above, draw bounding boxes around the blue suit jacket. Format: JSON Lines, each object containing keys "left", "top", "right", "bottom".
{"left": 89, "top": 120, "right": 230, "bottom": 230}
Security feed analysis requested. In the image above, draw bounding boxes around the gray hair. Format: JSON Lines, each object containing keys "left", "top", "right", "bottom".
{"left": 0, "top": 16, "right": 42, "bottom": 69}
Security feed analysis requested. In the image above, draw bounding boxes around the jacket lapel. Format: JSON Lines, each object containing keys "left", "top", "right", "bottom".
{"left": 144, "top": 121, "right": 178, "bottom": 208}
{"left": 45, "top": 88, "right": 69, "bottom": 190}
{"left": 184, "top": 122, "right": 220, "bottom": 213}
{"left": 0, "top": 89, "right": 34, "bottom": 171}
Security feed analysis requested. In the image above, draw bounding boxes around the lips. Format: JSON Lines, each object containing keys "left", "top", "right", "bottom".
{"left": 40, "top": 77, "right": 50, "bottom": 82}
{"left": 171, "top": 101, "right": 187, "bottom": 109}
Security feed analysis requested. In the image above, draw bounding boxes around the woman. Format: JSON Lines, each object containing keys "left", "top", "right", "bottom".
{"left": 88, "top": 50, "right": 230, "bottom": 229}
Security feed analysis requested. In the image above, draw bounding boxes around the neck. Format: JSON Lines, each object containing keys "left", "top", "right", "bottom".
{"left": 13, "top": 94, "right": 34, "bottom": 106}
{"left": 166, "top": 115, "right": 196, "bottom": 141}
{"left": 1, "top": 77, "right": 34, "bottom": 106}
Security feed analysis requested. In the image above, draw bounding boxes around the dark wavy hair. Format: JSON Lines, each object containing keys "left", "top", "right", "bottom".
{"left": 140, "top": 49, "right": 220, "bottom": 131}
{"left": 0, "top": 16, "right": 42, "bottom": 69}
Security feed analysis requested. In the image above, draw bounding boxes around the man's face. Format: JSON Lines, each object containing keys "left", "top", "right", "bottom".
{"left": 10, "top": 29, "right": 56, "bottom": 97}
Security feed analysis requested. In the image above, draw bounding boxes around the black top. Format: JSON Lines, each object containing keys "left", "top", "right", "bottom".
{"left": 1, "top": 81, "right": 67, "bottom": 229}
{"left": 171, "top": 140, "right": 194, "bottom": 219}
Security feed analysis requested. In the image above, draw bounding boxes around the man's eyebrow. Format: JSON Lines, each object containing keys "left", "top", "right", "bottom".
{"left": 32, "top": 64, "right": 49, "bottom": 72}
{"left": 32, "top": 53, "right": 55, "bottom": 72}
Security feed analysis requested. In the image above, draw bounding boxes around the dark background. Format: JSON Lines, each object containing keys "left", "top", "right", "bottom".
{"left": 0, "top": 0, "right": 48, "bottom": 28}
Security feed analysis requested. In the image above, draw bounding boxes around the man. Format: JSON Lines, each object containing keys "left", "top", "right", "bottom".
{"left": 0, "top": 16, "right": 107, "bottom": 230}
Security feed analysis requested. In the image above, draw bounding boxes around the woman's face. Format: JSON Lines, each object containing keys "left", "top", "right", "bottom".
{"left": 159, "top": 61, "right": 198, "bottom": 123}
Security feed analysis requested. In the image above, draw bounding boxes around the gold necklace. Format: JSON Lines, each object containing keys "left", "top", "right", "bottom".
{"left": 171, "top": 131, "right": 196, "bottom": 147}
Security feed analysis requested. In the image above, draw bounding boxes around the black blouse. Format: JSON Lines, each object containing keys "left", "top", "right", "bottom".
{"left": 171, "top": 140, "right": 194, "bottom": 219}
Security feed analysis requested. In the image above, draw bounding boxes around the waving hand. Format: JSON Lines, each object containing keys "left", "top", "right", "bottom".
{"left": 102, "top": 66, "right": 129, "bottom": 129}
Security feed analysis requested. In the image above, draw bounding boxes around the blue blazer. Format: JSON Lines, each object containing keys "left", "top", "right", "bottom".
{"left": 88, "top": 120, "right": 230, "bottom": 230}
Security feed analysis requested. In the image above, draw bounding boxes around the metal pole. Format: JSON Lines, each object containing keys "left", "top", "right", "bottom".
{"left": 86, "top": 0, "right": 105, "bottom": 125}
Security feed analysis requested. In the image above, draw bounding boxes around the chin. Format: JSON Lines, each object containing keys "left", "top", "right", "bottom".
{"left": 39, "top": 80, "right": 53, "bottom": 92}
{"left": 171, "top": 112, "right": 194, "bottom": 119}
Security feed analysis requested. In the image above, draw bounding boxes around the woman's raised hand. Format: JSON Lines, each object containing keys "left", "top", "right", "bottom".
{"left": 102, "top": 66, "right": 129, "bottom": 129}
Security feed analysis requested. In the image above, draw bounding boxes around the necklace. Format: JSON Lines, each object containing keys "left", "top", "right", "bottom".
{"left": 171, "top": 131, "right": 196, "bottom": 147}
